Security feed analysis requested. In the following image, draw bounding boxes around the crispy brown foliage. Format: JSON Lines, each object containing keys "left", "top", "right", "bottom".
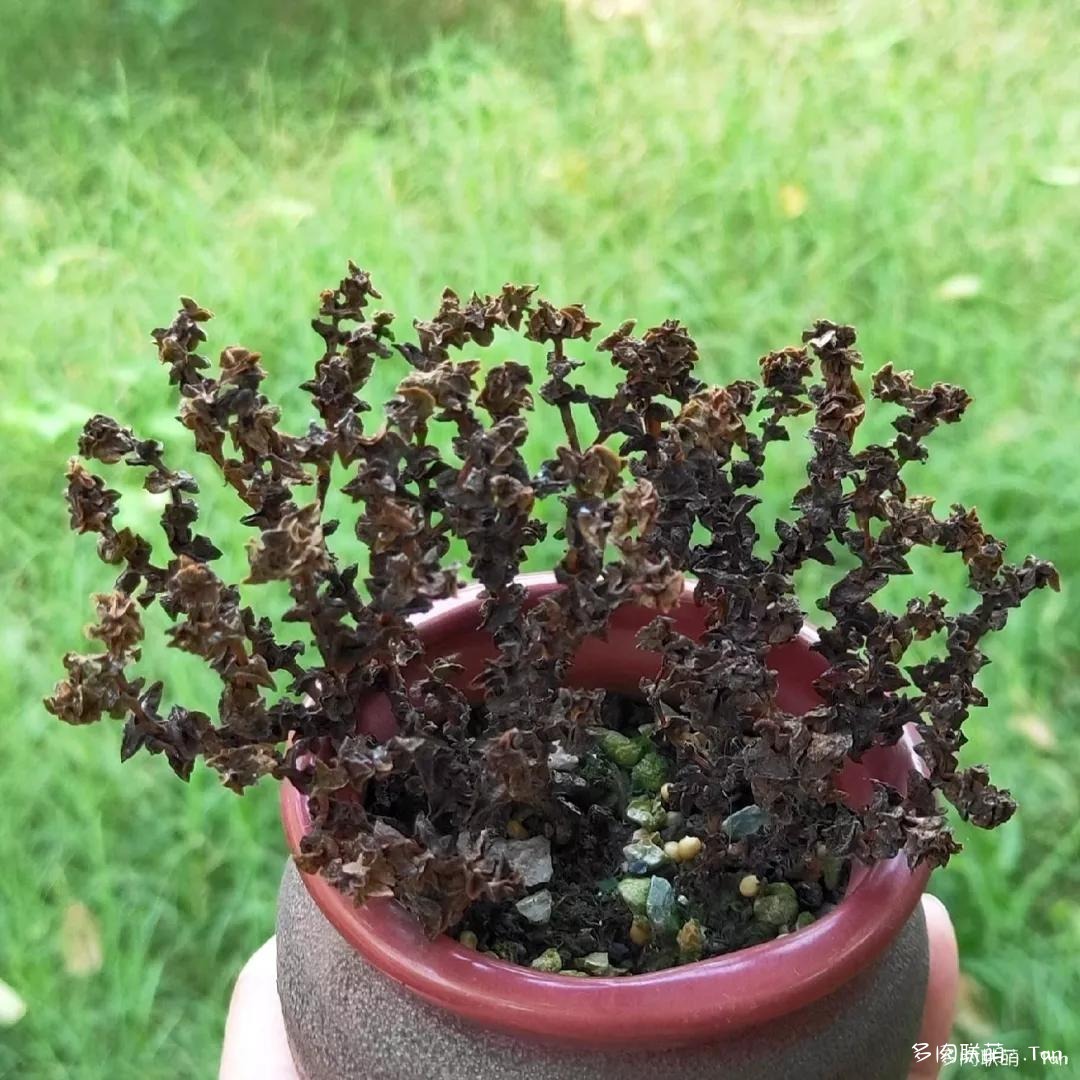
{"left": 47, "top": 268, "right": 1057, "bottom": 935}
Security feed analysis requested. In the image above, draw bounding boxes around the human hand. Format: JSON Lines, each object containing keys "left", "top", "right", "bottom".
{"left": 219, "top": 936, "right": 297, "bottom": 1080}
{"left": 219, "top": 894, "right": 958, "bottom": 1080}
{"left": 910, "top": 894, "right": 960, "bottom": 1079}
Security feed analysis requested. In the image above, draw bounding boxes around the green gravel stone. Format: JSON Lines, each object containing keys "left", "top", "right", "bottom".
{"left": 625, "top": 795, "right": 666, "bottom": 830}
{"left": 721, "top": 804, "right": 771, "bottom": 840}
{"left": 646, "top": 875, "right": 679, "bottom": 933}
{"left": 491, "top": 940, "right": 520, "bottom": 963}
{"left": 579, "top": 951, "right": 614, "bottom": 976}
{"left": 596, "top": 730, "right": 647, "bottom": 768}
{"left": 631, "top": 751, "right": 669, "bottom": 793}
{"left": 623, "top": 840, "right": 669, "bottom": 874}
{"left": 616, "top": 876, "right": 651, "bottom": 916}
{"left": 530, "top": 948, "right": 563, "bottom": 972}
{"left": 821, "top": 854, "right": 843, "bottom": 891}
{"left": 753, "top": 882, "right": 799, "bottom": 928}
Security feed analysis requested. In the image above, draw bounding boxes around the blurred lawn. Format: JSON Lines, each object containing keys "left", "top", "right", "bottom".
{"left": 1, "top": 1, "right": 1078, "bottom": 1076}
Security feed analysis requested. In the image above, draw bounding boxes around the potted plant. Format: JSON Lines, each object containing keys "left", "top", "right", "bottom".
{"left": 47, "top": 265, "right": 1057, "bottom": 1079}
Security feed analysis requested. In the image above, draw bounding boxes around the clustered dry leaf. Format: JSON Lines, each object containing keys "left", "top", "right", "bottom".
{"left": 46, "top": 265, "right": 1058, "bottom": 935}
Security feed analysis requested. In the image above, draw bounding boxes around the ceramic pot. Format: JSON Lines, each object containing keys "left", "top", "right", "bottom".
{"left": 277, "top": 574, "right": 931, "bottom": 1080}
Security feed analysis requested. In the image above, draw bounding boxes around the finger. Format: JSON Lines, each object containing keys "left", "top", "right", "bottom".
{"left": 219, "top": 937, "right": 299, "bottom": 1080}
{"left": 909, "top": 893, "right": 959, "bottom": 1079}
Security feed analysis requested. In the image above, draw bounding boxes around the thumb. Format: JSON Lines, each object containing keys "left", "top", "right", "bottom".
{"left": 909, "top": 893, "right": 959, "bottom": 1079}
{"left": 219, "top": 937, "right": 299, "bottom": 1080}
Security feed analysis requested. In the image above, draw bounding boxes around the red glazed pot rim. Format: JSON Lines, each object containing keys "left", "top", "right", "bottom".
{"left": 280, "top": 572, "right": 931, "bottom": 1048}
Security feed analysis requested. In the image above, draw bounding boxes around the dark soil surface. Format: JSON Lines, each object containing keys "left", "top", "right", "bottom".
{"left": 454, "top": 693, "right": 849, "bottom": 975}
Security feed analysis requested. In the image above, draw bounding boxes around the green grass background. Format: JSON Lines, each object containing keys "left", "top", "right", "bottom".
{"left": 1, "top": 1, "right": 1077, "bottom": 1076}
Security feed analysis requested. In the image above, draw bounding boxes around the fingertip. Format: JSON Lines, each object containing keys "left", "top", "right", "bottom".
{"left": 239, "top": 937, "right": 278, "bottom": 985}
{"left": 220, "top": 937, "right": 298, "bottom": 1079}
{"left": 910, "top": 894, "right": 960, "bottom": 1079}
{"left": 921, "top": 893, "right": 959, "bottom": 989}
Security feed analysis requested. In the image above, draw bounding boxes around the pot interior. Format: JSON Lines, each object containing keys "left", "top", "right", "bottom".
{"left": 355, "top": 581, "right": 903, "bottom": 811}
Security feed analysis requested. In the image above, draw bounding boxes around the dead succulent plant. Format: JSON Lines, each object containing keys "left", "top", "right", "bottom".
{"left": 47, "top": 263, "right": 1057, "bottom": 948}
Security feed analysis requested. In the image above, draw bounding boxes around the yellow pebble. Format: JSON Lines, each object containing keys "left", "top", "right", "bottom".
{"left": 738, "top": 874, "right": 760, "bottom": 898}
{"left": 629, "top": 919, "right": 652, "bottom": 946}
{"left": 506, "top": 819, "right": 529, "bottom": 840}
{"left": 660, "top": 783, "right": 672, "bottom": 804}
{"left": 664, "top": 840, "right": 681, "bottom": 861}
{"left": 676, "top": 835, "right": 703, "bottom": 862}
{"left": 458, "top": 930, "right": 479, "bottom": 949}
